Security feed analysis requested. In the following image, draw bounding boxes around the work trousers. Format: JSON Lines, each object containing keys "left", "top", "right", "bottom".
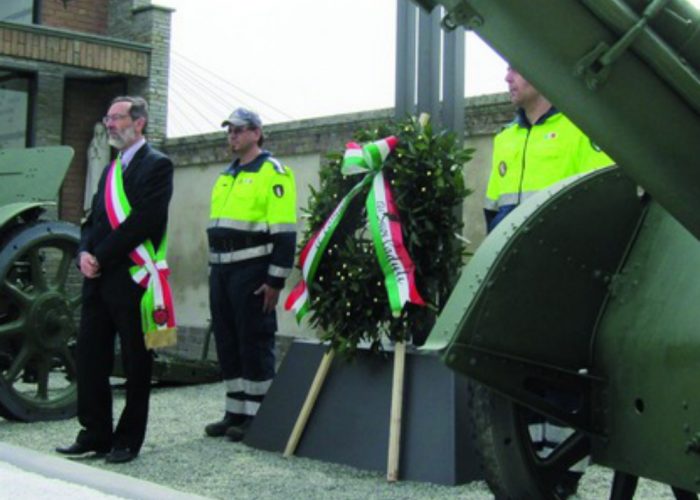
{"left": 209, "top": 260, "right": 276, "bottom": 419}
{"left": 75, "top": 266, "right": 153, "bottom": 453}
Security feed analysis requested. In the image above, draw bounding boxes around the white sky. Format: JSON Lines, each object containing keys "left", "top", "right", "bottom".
{"left": 152, "top": 0, "right": 508, "bottom": 137}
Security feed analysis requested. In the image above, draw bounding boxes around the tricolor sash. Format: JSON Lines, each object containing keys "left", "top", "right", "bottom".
{"left": 104, "top": 157, "right": 177, "bottom": 349}
{"left": 285, "top": 136, "right": 424, "bottom": 322}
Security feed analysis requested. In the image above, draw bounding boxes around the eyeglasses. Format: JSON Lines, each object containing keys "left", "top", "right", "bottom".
{"left": 102, "top": 113, "right": 130, "bottom": 124}
{"left": 227, "top": 126, "right": 251, "bottom": 136}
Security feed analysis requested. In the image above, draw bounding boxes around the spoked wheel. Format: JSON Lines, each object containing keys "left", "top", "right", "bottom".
{"left": 0, "top": 221, "right": 82, "bottom": 421}
{"left": 470, "top": 380, "right": 592, "bottom": 500}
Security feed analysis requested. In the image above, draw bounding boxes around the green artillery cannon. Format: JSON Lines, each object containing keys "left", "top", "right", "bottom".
{"left": 414, "top": 0, "right": 700, "bottom": 498}
{"left": 0, "top": 147, "right": 218, "bottom": 423}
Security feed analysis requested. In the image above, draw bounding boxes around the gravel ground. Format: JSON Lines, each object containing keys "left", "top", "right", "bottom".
{"left": 0, "top": 381, "right": 676, "bottom": 499}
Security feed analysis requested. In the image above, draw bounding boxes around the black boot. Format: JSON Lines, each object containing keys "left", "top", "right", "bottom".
{"left": 205, "top": 413, "right": 244, "bottom": 437}
{"left": 225, "top": 417, "right": 252, "bottom": 442}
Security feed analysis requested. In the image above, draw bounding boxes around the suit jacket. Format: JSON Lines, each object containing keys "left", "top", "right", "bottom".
{"left": 79, "top": 142, "right": 174, "bottom": 282}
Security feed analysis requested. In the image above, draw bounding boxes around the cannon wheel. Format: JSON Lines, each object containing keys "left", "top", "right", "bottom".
{"left": 0, "top": 221, "right": 81, "bottom": 421}
{"left": 470, "top": 381, "right": 590, "bottom": 500}
{"left": 470, "top": 382, "right": 700, "bottom": 499}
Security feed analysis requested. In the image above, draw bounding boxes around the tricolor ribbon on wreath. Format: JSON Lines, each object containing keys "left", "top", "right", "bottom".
{"left": 285, "top": 136, "right": 425, "bottom": 322}
{"left": 104, "top": 157, "right": 177, "bottom": 349}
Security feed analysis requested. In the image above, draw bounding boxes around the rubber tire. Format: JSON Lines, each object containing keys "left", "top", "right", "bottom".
{"left": 469, "top": 380, "right": 583, "bottom": 500}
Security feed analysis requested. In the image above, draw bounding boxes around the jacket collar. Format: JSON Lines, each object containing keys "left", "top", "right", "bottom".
{"left": 226, "top": 150, "right": 271, "bottom": 176}
{"left": 120, "top": 138, "right": 147, "bottom": 169}
{"left": 515, "top": 106, "right": 559, "bottom": 128}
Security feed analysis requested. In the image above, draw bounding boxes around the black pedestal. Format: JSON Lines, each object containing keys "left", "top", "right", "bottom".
{"left": 244, "top": 340, "right": 482, "bottom": 485}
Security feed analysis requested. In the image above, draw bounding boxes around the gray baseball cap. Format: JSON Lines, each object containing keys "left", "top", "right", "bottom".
{"left": 221, "top": 107, "right": 263, "bottom": 128}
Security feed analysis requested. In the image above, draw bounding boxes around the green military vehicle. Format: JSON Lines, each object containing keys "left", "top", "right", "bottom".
{"left": 415, "top": 0, "right": 700, "bottom": 498}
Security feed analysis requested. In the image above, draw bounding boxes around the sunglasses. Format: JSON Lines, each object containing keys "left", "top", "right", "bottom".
{"left": 227, "top": 126, "right": 252, "bottom": 136}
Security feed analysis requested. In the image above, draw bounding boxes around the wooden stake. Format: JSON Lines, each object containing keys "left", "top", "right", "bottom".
{"left": 386, "top": 340, "right": 406, "bottom": 482}
{"left": 284, "top": 348, "right": 335, "bottom": 457}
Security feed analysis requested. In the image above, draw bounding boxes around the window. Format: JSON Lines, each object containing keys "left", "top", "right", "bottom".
{"left": 0, "top": 0, "right": 36, "bottom": 24}
{"left": 0, "top": 71, "right": 33, "bottom": 148}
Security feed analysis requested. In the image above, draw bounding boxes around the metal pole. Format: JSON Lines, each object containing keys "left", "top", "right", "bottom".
{"left": 395, "top": 0, "right": 417, "bottom": 119}
{"left": 442, "top": 26, "right": 466, "bottom": 145}
{"left": 417, "top": 6, "right": 441, "bottom": 124}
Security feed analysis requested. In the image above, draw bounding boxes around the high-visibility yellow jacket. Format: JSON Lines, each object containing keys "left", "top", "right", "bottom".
{"left": 485, "top": 108, "right": 614, "bottom": 231}
{"left": 208, "top": 152, "right": 296, "bottom": 288}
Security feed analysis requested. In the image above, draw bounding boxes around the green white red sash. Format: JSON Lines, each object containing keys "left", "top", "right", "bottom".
{"left": 285, "top": 136, "right": 424, "bottom": 322}
{"left": 104, "top": 157, "right": 177, "bottom": 349}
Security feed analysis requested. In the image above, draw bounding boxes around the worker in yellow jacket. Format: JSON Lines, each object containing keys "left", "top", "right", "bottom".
{"left": 204, "top": 108, "right": 296, "bottom": 442}
{"left": 485, "top": 67, "right": 614, "bottom": 232}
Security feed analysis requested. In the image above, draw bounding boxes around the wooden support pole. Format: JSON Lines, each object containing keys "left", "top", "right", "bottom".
{"left": 387, "top": 340, "right": 406, "bottom": 482}
{"left": 283, "top": 348, "right": 335, "bottom": 458}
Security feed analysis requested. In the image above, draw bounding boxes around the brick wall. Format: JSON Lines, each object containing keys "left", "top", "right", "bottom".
{"left": 33, "top": 72, "right": 63, "bottom": 147}
{"left": 40, "top": 0, "right": 109, "bottom": 35}
{"left": 0, "top": 24, "right": 150, "bottom": 77}
{"left": 60, "top": 78, "right": 125, "bottom": 223}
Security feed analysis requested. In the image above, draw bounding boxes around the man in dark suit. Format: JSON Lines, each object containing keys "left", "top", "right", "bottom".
{"left": 56, "top": 96, "right": 174, "bottom": 463}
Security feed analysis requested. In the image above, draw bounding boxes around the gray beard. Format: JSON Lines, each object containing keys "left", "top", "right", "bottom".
{"left": 109, "top": 126, "right": 136, "bottom": 150}
{"left": 108, "top": 136, "right": 125, "bottom": 149}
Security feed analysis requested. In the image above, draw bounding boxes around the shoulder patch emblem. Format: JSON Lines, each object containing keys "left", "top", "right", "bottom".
{"left": 273, "top": 184, "right": 285, "bottom": 198}
{"left": 498, "top": 161, "right": 507, "bottom": 177}
{"left": 545, "top": 132, "right": 557, "bottom": 140}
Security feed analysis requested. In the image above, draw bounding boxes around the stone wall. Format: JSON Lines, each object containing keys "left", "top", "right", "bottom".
{"left": 159, "top": 94, "right": 515, "bottom": 360}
